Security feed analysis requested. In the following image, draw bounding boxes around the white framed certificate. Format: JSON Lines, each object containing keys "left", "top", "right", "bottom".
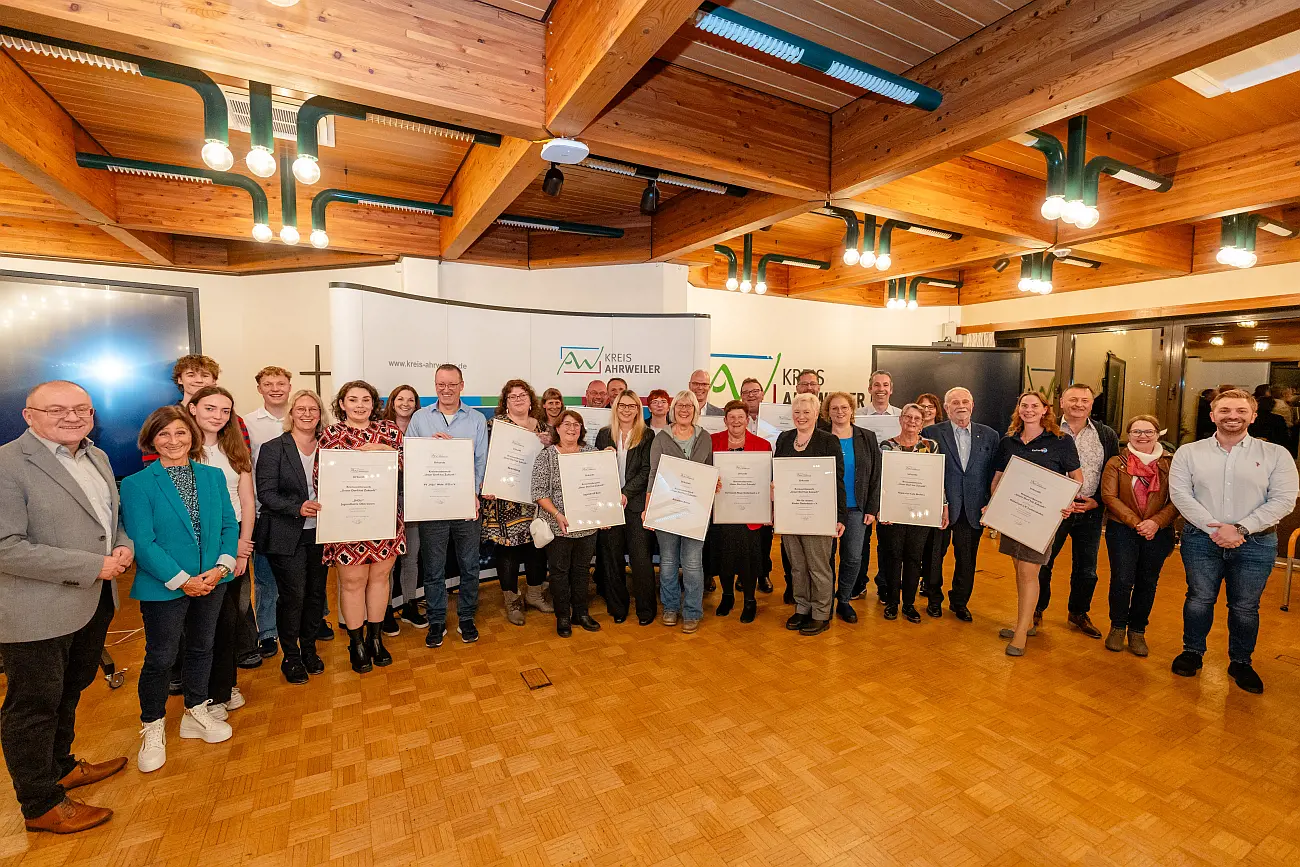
{"left": 315, "top": 449, "right": 398, "bottom": 544}
{"left": 713, "top": 451, "right": 772, "bottom": 525}
{"left": 857, "top": 414, "right": 901, "bottom": 443}
{"left": 573, "top": 406, "right": 610, "bottom": 447}
{"left": 403, "top": 437, "right": 477, "bottom": 521}
{"left": 982, "top": 455, "right": 1081, "bottom": 552}
{"left": 758, "top": 402, "right": 793, "bottom": 432}
{"left": 481, "top": 421, "right": 543, "bottom": 504}
{"left": 879, "top": 451, "right": 944, "bottom": 527}
{"left": 698, "top": 414, "right": 727, "bottom": 434}
{"left": 644, "top": 455, "right": 719, "bottom": 541}
{"left": 558, "top": 449, "right": 625, "bottom": 530}
{"left": 773, "top": 456, "right": 836, "bottom": 536}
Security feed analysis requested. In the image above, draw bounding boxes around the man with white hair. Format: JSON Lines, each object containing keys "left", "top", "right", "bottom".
{"left": 688, "top": 369, "right": 724, "bottom": 416}
{"left": 922, "top": 387, "right": 999, "bottom": 621}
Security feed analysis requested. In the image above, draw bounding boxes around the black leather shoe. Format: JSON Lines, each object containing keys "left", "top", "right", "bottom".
{"left": 758, "top": 576, "right": 774, "bottom": 594}
{"left": 835, "top": 601, "right": 858, "bottom": 624}
{"left": 557, "top": 618, "right": 572, "bottom": 638}
{"left": 800, "top": 618, "right": 829, "bottom": 636}
{"left": 716, "top": 595, "right": 735, "bottom": 617}
{"left": 575, "top": 614, "right": 601, "bottom": 632}
{"left": 258, "top": 638, "right": 279, "bottom": 658}
{"left": 883, "top": 605, "right": 898, "bottom": 621}
{"left": 347, "top": 627, "right": 372, "bottom": 674}
{"left": 785, "top": 612, "right": 809, "bottom": 631}
{"left": 783, "top": 587, "right": 795, "bottom": 605}
{"left": 425, "top": 621, "right": 446, "bottom": 649}
{"left": 400, "top": 601, "right": 429, "bottom": 628}
{"left": 236, "top": 652, "right": 263, "bottom": 670}
{"left": 638, "top": 614, "right": 655, "bottom": 626}
{"left": 303, "top": 654, "right": 325, "bottom": 675}
{"left": 740, "top": 600, "right": 757, "bottom": 623}
{"left": 281, "top": 657, "right": 309, "bottom": 685}
{"left": 902, "top": 604, "right": 922, "bottom": 624}
{"left": 1228, "top": 661, "right": 1264, "bottom": 693}
{"left": 366, "top": 622, "right": 392, "bottom": 666}
{"left": 612, "top": 614, "right": 627, "bottom": 624}
{"left": 381, "top": 607, "right": 400, "bottom": 637}
{"left": 951, "top": 606, "right": 973, "bottom": 622}
{"left": 926, "top": 600, "right": 942, "bottom": 619}
{"left": 1171, "top": 650, "right": 1203, "bottom": 677}
{"left": 316, "top": 621, "right": 336, "bottom": 641}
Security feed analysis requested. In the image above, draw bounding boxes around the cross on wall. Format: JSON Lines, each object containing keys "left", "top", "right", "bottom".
{"left": 300, "top": 345, "right": 331, "bottom": 394}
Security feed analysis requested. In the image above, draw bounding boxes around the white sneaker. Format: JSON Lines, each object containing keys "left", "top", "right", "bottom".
{"left": 138, "top": 719, "right": 167, "bottom": 773}
{"left": 226, "top": 687, "right": 245, "bottom": 710}
{"left": 207, "top": 703, "right": 229, "bottom": 721}
{"left": 179, "top": 701, "right": 233, "bottom": 743}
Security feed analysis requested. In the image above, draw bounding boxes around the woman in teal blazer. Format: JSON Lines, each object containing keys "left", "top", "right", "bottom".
{"left": 121, "top": 406, "right": 238, "bottom": 774}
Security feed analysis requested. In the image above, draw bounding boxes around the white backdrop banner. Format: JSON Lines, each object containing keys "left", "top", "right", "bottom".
{"left": 330, "top": 283, "right": 711, "bottom": 405}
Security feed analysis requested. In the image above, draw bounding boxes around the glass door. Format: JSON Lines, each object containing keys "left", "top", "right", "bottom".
{"left": 1069, "top": 326, "right": 1170, "bottom": 435}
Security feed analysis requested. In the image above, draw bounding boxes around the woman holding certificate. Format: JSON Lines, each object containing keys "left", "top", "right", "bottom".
{"left": 876, "top": 404, "right": 948, "bottom": 625}
{"left": 596, "top": 390, "right": 656, "bottom": 625}
{"left": 483, "top": 380, "right": 551, "bottom": 626}
{"left": 711, "top": 400, "right": 772, "bottom": 623}
{"left": 648, "top": 391, "right": 715, "bottom": 633}
{"left": 823, "top": 392, "right": 880, "bottom": 625}
{"left": 532, "top": 410, "right": 602, "bottom": 637}
{"left": 380, "top": 385, "right": 428, "bottom": 634}
{"left": 1099, "top": 416, "right": 1178, "bottom": 657}
{"left": 991, "top": 391, "right": 1082, "bottom": 657}
{"left": 773, "top": 393, "right": 845, "bottom": 637}
{"left": 317, "top": 380, "right": 405, "bottom": 674}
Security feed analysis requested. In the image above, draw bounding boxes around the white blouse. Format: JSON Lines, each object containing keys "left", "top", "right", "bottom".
{"left": 202, "top": 444, "right": 242, "bottom": 522}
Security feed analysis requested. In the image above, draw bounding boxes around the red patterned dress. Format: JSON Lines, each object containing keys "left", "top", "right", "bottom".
{"left": 316, "top": 420, "right": 407, "bottom": 566}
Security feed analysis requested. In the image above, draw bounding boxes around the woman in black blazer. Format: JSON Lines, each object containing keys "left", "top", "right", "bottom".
{"left": 774, "top": 393, "right": 846, "bottom": 637}
{"left": 255, "top": 390, "right": 330, "bottom": 684}
{"left": 595, "top": 390, "right": 656, "bottom": 625}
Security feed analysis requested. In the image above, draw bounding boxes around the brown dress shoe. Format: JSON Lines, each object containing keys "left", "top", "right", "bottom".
{"left": 1068, "top": 612, "right": 1103, "bottom": 639}
{"left": 58, "top": 757, "right": 128, "bottom": 791}
{"left": 24, "top": 797, "right": 112, "bottom": 834}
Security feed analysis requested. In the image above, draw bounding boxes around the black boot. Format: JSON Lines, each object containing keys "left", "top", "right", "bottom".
{"left": 348, "top": 627, "right": 372, "bottom": 674}
{"left": 366, "top": 622, "right": 393, "bottom": 667}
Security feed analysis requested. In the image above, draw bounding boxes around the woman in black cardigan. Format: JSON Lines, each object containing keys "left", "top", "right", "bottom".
{"left": 774, "top": 392, "right": 846, "bottom": 636}
{"left": 595, "top": 390, "right": 656, "bottom": 625}
{"left": 254, "top": 390, "right": 330, "bottom": 684}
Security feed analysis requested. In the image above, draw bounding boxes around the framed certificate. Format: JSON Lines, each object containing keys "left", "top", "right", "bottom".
{"left": 572, "top": 406, "right": 610, "bottom": 448}
{"left": 878, "top": 451, "right": 944, "bottom": 527}
{"left": 644, "top": 455, "right": 720, "bottom": 541}
{"left": 982, "top": 455, "right": 1081, "bottom": 552}
{"left": 857, "top": 414, "right": 901, "bottom": 443}
{"left": 482, "top": 421, "right": 543, "bottom": 504}
{"left": 697, "top": 414, "right": 727, "bottom": 434}
{"left": 403, "top": 437, "right": 477, "bottom": 522}
{"left": 558, "top": 449, "right": 625, "bottom": 530}
{"left": 314, "top": 449, "right": 399, "bottom": 544}
{"left": 758, "top": 402, "right": 793, "bottom": 432}
{"left": 773, "top": 456, "right": 836, "bottom": 536}
{"left": 713, "top": 451, "right": 772, "bottom": 525}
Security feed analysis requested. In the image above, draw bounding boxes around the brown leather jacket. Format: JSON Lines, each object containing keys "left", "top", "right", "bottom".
{"left": 1101, "top": 447, "right": 1178, "bottom": 528}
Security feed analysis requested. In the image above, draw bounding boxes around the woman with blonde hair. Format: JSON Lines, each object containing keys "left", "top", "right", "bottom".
{"left": 647, "top": 390, "right": 714, "bottom": 633}
{"left": 991, "top": 391, "right": 1082, "bottom": 656}
{"left": 596, "top": 389, "right": 657, "bottom": 624}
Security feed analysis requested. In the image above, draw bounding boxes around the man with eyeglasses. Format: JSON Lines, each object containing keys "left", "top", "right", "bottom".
{"left": 0, "top": 381, "right": 133, "bottom": 833}
{"left": 689, "top": 369, "right": 724, "bottom": 416}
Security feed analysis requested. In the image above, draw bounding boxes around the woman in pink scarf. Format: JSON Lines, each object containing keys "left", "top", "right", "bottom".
{"left": 1099, "top": 415, "right": 1179, "bottom": 657}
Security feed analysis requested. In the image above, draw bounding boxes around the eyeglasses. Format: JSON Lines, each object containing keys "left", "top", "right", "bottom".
{"left": 292, "top": 406, "right": 321, "bottom": 415}
{"left": 506, "top": 392, "right": 530, "bottom": 401}
{"left": 740, "top": 389, "right": 763, "bottom": 397}
{"left": 27, "top": 405, "right": 94, "bottom": 419}
{"left": 1129, "top": 429, "right": 1158, "bottom": 436}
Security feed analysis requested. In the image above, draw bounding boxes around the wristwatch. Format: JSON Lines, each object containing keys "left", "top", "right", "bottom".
{"left": 1233, "top": 523, "right": 1250, "bottom": 537}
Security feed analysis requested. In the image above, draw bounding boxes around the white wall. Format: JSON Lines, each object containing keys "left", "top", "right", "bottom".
{"left": 687, "top": 286, "right": 959, "bottom": 406}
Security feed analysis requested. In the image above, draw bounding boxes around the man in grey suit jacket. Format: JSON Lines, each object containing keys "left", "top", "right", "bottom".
{"left": 0, "top": 381, "right": 132, "bottom": 834}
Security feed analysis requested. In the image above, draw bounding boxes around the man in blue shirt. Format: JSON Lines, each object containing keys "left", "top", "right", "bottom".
{"left": 406, "top": 364, "right": 489, "bottom": 646}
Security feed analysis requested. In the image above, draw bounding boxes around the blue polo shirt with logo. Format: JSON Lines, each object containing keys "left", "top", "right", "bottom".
{"left": 993, "top": 429, "right": 1081, "bottom": 477}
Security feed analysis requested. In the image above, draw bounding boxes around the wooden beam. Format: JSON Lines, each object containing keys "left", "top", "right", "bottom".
{"left": 440, "top": 138, "right": 546, "bottom": 260}
{"left": 457, "top": 224, "right": 530, "bottom": 269}
{"left": 650, "top": 191, "right": 817, "bottom": 262}
{"left": 787, "top": 234, "right": 1020, "bottom": 296}
{"left": 1071, "top": 226, "right": 1193, "bottom": 277}
{"left": 0, "top": 216, "right": 149, "bottom": 265}
{"left": 545, "top": 0, "right": 699, "bottom": 136}
{"left": 98, "top": 226, "right": 174, "bottom": 266}
{"left": 830, "top": 0, "right": 1300, "bottom": 198}
{"left": 528, "top": 216, "right": 652, "bottom": 268}
{"left": 957, "top": 261, "right": 1158, "bottom": 305}
{"left": 958, "top": 292, "right": 1300, "bottom": 334}
{"left": 586, "top": 61, "right": 830, "bottom": 198}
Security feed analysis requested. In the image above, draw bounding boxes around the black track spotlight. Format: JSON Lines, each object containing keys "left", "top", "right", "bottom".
{"left": 543, "top": 163, "right": 564, "bottom": 197}
{"left": 992, "top": 257, "right": 1010, "bottom": 273}
{"left": 640, "top": 178, "right": 660, "bottom": 215}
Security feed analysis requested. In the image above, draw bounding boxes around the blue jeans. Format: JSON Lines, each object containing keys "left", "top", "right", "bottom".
{"left": 836, "top": 509, "right": 867, "bottom": 603}
{"left": 252, "top": 552, "right": 278, "bottom": 640}
{"left": 1180, "top": 526, "right": 1276, "bottom": 665}
{"left": 657, "top": 530, "right": 704, "bottom": 621}
{"left": 1038, "top": 505, "right": 1104, "bottom": 614}
{"left": 138, "top": 584, "right": 228, "bottom": 722}
{"left": 418, "top": 518, "right": 481, "bottom": 624}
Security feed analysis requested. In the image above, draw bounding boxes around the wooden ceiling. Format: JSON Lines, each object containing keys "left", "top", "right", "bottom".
{"left": 0, "top": 0, "right": 1298, "bottom": 310}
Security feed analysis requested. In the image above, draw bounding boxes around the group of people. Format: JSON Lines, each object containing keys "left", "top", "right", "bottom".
{"left": 0, "top": 357, "right": 1295, "bottom": 835}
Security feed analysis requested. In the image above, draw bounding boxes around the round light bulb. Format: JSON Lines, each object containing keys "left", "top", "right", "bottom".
{"left": 725, "top": 276, "right": 738, "bottom": 291}
{"left": 293, "top": 154, "right": 321, "bottom": 185}
{"left": 1040, "top": 195, "right": 1065, "bottom": 221}
{"left": 755, "top": 281, "right": 768, "bottom": 295}
{"left": 1216, "top": 246, "right": 1236, "bottom": 266}
{"left": 1040, "top": 281, "right": 1053, "bottom": 294}
{"left": 907, "top": 299, "right": 918, "bottom": 310}
{"left": 1075, "top": 205, "right": 1100, "bottom": 229}
{"left": 886, "top": 298, "right": 895, "bottom": 309}
{"left": 875, "top": 253, "right": 891, "bottom": 270}
{"left": 739, "top": 279, "right": 752, "bottom": 293}
{"left": 201, "top": 140, "right": 234, "bottom": 172}
{"left": 842, "top": 248, "right": 860, "bottom": 266}
{"left": 251, "top": 223, "right": 273, "bottom": 243}
{"left": 859, "top": 250, "right": 876, "bottom": 268}
{"left": 310, "top": 229, "right": 329, "bottom": 249}
{"left": 1018, "top": 277, "right": 1032, "bottom": 292}
{"left": 280, "top": 225, "right": 300, "bottom": 245}
{"left": 1061, "top": 199, "right": 1086, "bottom": 226}
{"left": 245, "top": 146, "right": 276, "bottom": 178}
{"left": 1240, "top": 250, "right": 1257, "bottom": 268}
{"left": 266, "top": 0, "right": 300, "bottom": 6}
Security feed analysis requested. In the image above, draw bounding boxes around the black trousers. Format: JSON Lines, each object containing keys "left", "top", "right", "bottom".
{"left": 928, "top": 520, "right": 981, "bottom": 609}
{"left": 496, "top": 542, "right": 546, "bottom": 594}
{"left": 716, "top": 524, "right": 761, "bottom": 601}
{"left": 601, "top": 509, "right": 656, "bottom": 620}
{"left": 759, "top": 525, "right": 774, "bottom": 579}
{"left": 878, "top": 524, "right": 931, "bottom": 607}
{"left": 208, "top": 571, "right": 243, "bottom": 705}
{"left": 233, "top": 564, "right": 259, "bottom": 660}
{"left": 268, "top": 529, "right": 328, "bottom": 662}
{"left": 1038, "top": 506, "right": 1105, "bottom": 615}
{"left": 0, "top": 582, "right": 114, "bottom": 819}
{"left": 547, "top": 534, "right": 597, "bottom": 621}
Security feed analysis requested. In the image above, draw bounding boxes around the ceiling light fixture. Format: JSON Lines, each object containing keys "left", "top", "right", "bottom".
{"left": 693, "top": 3, "right": 942, "bottom": 110}
{"left": 873, "top": 219, "right": 962, "bottom": 272}
{"left": 755, "top": 253, "right": 831, "bottom": 295}
{"left": 279, "top": 153, "right": 299, "bottom": 244}
{"left": 76, "top": 152, "right": 269, "bottom": 242}
{"left": 1238, "top": 320, "right": 1258, "bottom": 328}
{"left": 542, "top": 163, "right": 565, "bottom": 198}
{"left": 1010, "top": 130, "right": 1067, "bottom": 220}
{"left": 1255, "top": 340, "right": 1271, "bottom": 351}
{"left": 577, "top": 156, "right": 747, "bottom": 197}
{"left": 714, "top": 244, "right": 739, "bottom": 290}
{"left": 266, "top": 0, "right": 300, "bottom": 6}
{"left": 493, "top": 214, "right": 625, "bottom": 238}
{"left": 1217, "top": 212, "right": 1299, "bottom": 268}
{"left": 1016, "top": 252, "right": 1054, "bottom": 294}
{"left": 739, "top": 234, "right": 753, "bottom": 293}
{"left": 1209, "top": 335, "right": 1225, "bottom": 346}
{"left": 639, "top": 178, "right": 660, "bottom": 216}
{"left": 858, "top": 215, "right": 877, "bottom": 268}
{"left": 825, "top": 206, "right": 860, "bottom": 265}
{"left": 244, "top": 81, "right": 277, "bottom": 178}
{"left": 309, "top": 189, "right": 455, "bottom": 250}
{"left": 904, "top": 275, "right": 962, "bottom": 310}
{"left": 992, "top": 258, "right": 1011, "bottom": 273}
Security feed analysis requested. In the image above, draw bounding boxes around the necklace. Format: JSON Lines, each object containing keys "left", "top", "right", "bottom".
{"left": 794, "top": 433, "right": 812, "bottom": 450}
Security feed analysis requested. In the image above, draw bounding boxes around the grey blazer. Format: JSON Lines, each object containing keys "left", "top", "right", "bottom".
{"left": 0, "top": 430, "right": 130, "bottom": 642}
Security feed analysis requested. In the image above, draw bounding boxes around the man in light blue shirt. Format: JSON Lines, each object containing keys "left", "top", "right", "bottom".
{"left": 407, "top": 364, "right": 489, "bottom": 646}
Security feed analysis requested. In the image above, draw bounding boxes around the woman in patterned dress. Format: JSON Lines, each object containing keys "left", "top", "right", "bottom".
{"left": 317, "top": 380, "right": 405, "bottom": 674}
{"left": 482, "top": 379, "right": 552, "bottom": 625}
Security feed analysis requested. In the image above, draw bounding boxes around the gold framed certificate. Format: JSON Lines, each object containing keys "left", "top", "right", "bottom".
{"left": 403, "top": 437, "right": 477, "bottom": 521}
{"left": 772, "top": 456, "right": 836, "bottom": 536}
{"left": 314, "top": 449, "right": 399, "bottom": 544}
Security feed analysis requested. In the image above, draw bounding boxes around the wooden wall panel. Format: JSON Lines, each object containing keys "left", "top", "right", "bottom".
{"left": 0, "top": 217, "right": 147, "bottom": 264}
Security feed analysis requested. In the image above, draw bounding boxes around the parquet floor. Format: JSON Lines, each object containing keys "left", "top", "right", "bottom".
{"left": 1, "top": 535, "right": 1299, "bottom": 867}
